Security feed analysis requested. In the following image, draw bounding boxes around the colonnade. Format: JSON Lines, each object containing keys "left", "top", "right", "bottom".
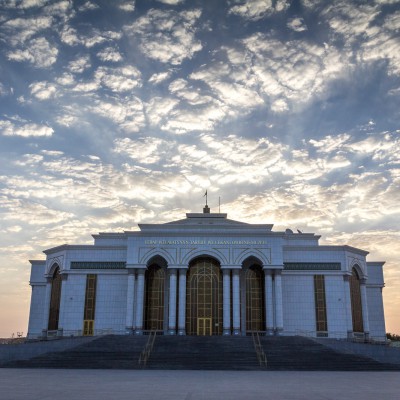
{"left": 124, "top": 265, "right": 285, "bottom": 335}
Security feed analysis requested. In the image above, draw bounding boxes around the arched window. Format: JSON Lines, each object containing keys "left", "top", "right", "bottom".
{"left": 48, "top": 266, "right": 62, "bottom": 331}
{"left": 245, "top": 264, "right": 265, "bottom": 332}
{"left": 144, "top": 264, "right": 166, "bottom": 331}
{"left": 186, "top": 257, "right": 222, "bottom": 335}
{"left": 350, "top": 267, "right": 364, "bottom": 333}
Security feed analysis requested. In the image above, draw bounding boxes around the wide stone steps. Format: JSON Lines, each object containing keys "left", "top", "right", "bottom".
{"left": 261, "top": 336, "right": 400, "bottom": 371}
{"left": 145, "top": 336, "right": 260, "bottom": 370}
{"left": 3, "top": 334, "right": 400, "bottom": 370}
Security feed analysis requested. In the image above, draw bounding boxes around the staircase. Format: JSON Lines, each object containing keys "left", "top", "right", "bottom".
{"left": 260, "top": 336, "right": 400, "bottom": 371}
{"left": 3, "top": 335, "right": 400, "bottom": 370}
{"left": 146, "top": 335, "right": 260, "bottom": 370}
{"left": 3, "top": 335, "right": 148, "bottom": 369}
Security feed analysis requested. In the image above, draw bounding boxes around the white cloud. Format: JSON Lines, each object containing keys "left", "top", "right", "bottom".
{"left": 29, "top": 81, "right": 57, "bottom": 100}
{"left": 271, "top": 98, "right": 288, "bottom": 112}
{"left": 60, "top": 26, "right": 122, "bottom": 48}
{"left": 239, "top": 34, "right": 349, "bottom": 106}
{"left": 7, "top": 37, "right": 58, "bottom": 68}
{"left": 228, "top": 0, "right": 287, "bottom": 20}
{"left": 89, "top": 96, "right": 145, "bottom": 133}
{"left": 68, "top": 55, "right": 91, "bottom": 73}
{"left": 145, "top": 96, "right": 179, "bottom": 126}
{"left": 4, "top": 16, "right": 53, "bottom": 45}
{"left": 287, "top": 17, "right": 308, "bottom": 32}
{"left": 119, "top": 1, "right": 135, "bottom": 11}
{"left": 56, "top": 73, "right": 75, "bottom": 86}
{"left": 324, "top": 3, "right": 380, "bottom": 43}
{"left": 124, "top": 8, "right": 202, "bottom": 65}
{"left": 94, "top": 66, "right": 142, "bottom": 92}
{"left": 97, "top": 47, "right": 123, "bottom": 62}
{"left": 78, "top": 1, "right": 99, "bottom": 11}
{"left": 0, "top": 119, "right": 53, "bottom": 137}
{"left": 148, "top": 71, "right": 172, "bottom": 84}
{"left": 157, "top": 0, "right": 185, "bottom": 4}
{"left": 13, "top": 0, "right": 48, "bottom": 9}
{"left": 113, "top": 137, "right": 172, "bottom": 164}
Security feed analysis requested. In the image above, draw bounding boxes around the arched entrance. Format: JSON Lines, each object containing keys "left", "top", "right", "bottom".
{"left": 350, "top": 267, "right": 364, "bottom": 333}
{"left": 144, "top": 263, "right": 166, "bottom": 331}
{"left": 186, "top": 257, "right": 222, "bottom": 335}
{"left": 245, "top": 264, "right": 265, "bottom": 332}
{"left": 48, "top": 266, "right": 62, "bottom": 331}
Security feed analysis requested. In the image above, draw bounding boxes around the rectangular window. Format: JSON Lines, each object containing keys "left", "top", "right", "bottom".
{"left": 314, "top": 275, "right": 328, "bottom": 333}
{"left": 83, "top": 274, "right": 97, "bottom": 335}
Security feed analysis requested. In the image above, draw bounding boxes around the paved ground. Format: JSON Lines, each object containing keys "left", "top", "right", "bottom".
{"left": 1, "top": 369, "right": 400, "bottom": 400}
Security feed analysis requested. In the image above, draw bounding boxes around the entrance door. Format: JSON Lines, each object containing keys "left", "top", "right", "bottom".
{"left": 197, "top": 318, "right": 212, "bottom": 335}
{"left": 186, "top": 258, "right": 223, "bottom": 335}
{"left": 83, "top": 320, "right": 94, "bottom": 336}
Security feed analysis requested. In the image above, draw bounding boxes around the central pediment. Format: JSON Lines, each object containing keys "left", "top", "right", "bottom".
{"left": 138, "top": 212, "right": 273, "bottom": 232}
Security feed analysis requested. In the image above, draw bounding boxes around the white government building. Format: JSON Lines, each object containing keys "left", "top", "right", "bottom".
{"left": 27, "top": 205, "right": 387, "bottom": 340}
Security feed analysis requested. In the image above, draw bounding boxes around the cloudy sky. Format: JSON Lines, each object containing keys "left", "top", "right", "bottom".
{"left": 0, "top": 0, "right": 399, "bottom": 337}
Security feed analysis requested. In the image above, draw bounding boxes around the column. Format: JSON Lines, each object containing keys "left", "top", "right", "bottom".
{"left": 360, "top": 278, "right": 370, "bottom": 339}
{"left": 232, "top": 269, "right": 240, "bottom": 335}
{"left": 168, "top": 268, "right": 177, "bottom": 335}
{"left": 274, "top": 270, "right": 283, "bottom": 334}
{"left": 343, "top": 275, "right": 353, "bottom": 338}
{"left": 134, "top": 269, "right": 145, "bottom": 335}
{"left": 178, "top": 269, "right": 187, "bottom": 335}
{"left": 42, "top": 277, "right": 52, "bottom": 337}
{"left": 125, "top": 270, "right": 135, "bottom": 334}
{"left": 57, "top": 274, "right": 68, "bottom": 336}
{"left": 264, "top": 269, "right": 274, "bottom": 335}
{"left": 223, "top": 269, "right": 231, "bottom": 335}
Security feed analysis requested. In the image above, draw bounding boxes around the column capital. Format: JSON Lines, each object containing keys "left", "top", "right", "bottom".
{"left": 167, "top": 267, "right": 178, "bottom": 275}
{"left": 263, "top": 265, "right": 283, "bottom": 271}
{"left": 168, "top": 265, "right": 187, "bottom": 269}
{"left": 60, "top": 274, "right": 68, "bottom": 281}
{"left": 221, "top": 265, "right": 241, "bottom": 270}
{"left": 263, "top": 269, "right": 273, "bottom": 276}
{"left": 126, "top": 269, "right": 136, "bottom": 275}
{"left": 360, "top": 278, "right": 367, "bottom": 285}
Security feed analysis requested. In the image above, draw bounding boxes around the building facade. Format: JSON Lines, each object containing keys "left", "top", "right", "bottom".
{"left": 27, "top": 208, "right": 387, "bottom": 340}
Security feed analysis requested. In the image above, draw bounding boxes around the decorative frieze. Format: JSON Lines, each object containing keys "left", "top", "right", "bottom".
{"left": 70, "top": 261, "right": 126, "bottom": 269}
{"left": 284, "top": 262, "right": 341, "bottom": 271}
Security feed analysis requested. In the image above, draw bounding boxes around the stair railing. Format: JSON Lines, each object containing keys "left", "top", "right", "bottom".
{"left": 138, "top": 331, "right": 156, "bottom": 367}
{"left": 252, "top": 331, "right": 267, "bottom": 368}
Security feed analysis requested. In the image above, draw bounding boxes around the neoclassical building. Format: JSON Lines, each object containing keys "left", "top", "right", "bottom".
{"left": 27, "top": 207, "right": 387, "bottom": 340}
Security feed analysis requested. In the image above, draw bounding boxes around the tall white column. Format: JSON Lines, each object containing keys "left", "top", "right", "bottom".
{"left": 178, "top": 269, "right": 187, "bottom": 335}
{"left": 223, "top": 269, "right": 231, "bottom": 335}
{"left": 42, "top": 278, "right": 52, "bottom": 337}
{"left": 168, "top": 268, "right": 177, "bottom": 335}
{"left": 343, "top": 275, "right": 353, "bottom": 338}
{"left": 264, "top": 269, "right": 274, "bottom": 335}
{"left": 135, "top": 269, "right": 145, "bottom": 335}
{"left": 232, "top": 269, "right": 240, "bottom": 335}
{"left": 125, "top": 270, "right": 135, "bottom": 333}
{"left": 274, "top": 270, "right": 284, "bottom": 334}
{"left": 360, "top": 279, "right": 370, "bottom": 339}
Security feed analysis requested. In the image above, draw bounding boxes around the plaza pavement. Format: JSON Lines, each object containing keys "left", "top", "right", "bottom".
{"left": 0, "top": 369, "right": 400, "bottom": 400}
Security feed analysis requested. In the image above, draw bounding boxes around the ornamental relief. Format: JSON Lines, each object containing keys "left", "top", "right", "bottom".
{"left": 46, "top": 255, "right": 64, "bottom": 275}
{"left": 138, "top": 246, "right": 271, "bottom": 266}
{"left": 348, "top": 256, "right": 366, "bottom": 276}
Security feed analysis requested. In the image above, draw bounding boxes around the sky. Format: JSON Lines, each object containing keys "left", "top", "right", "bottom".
{"left": 0, "top": 0, "right": 399, "bottom": 338}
